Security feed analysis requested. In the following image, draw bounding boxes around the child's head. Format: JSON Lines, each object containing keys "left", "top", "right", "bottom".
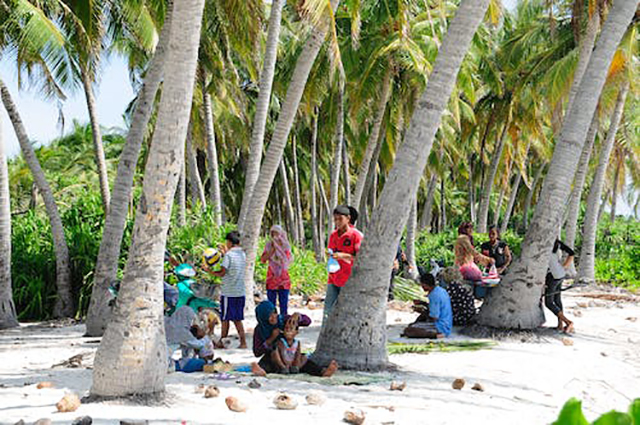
{"left": 283, "top": 321, "right": 299, "bottom": 342}
{"left": 442, "top": 266, "right": 463, "bottom": 285}
{"left": 225, "top": 231, "right": 241, "bottom": 248}
{"left": 333, "top": 205, "right": 351, "bottom": 230}
{"left": 190, "top": 324, "right": 206, "bottom": 339}
{"left": 420, "top": 271, "right": 436, "bottom": 293}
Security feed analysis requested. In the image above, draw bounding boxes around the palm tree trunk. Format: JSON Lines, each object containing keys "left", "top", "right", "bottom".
{"left": 565, "top": 11, "right": 600, "bottom": 117}
{"left": 279, "top": 159, "right": 297, "bottom": 241}
{"left": 310, "top": 114, "right": 323, "bottom": 261}
{"left": 237, "top": 0, "right": 286, "bottom": 231}
{"left": 477, "top": 0, "right": 636, "bottom": 329}
{"left": 81, "top": 68, "right": 111, "bottom": 212}
{"left": 500, "top": 170, "right": 521, "bottom": 234}
{"left": 329, "top": 86, "right": 344, "bottom": 213}
{"left": 564, "top": 112, "right": 599, "bottom": 249}
{"left": 202, "top": 78, "right": 222, "bottom": 226}
{"left": 477, "top": 118, "right": 509, "bottom": 233}
{"left": 577, "top": 82, "right": 629, "bottom": 283}
{"left": 176, "top": 155, "right": 186, "bottom": 227}
{"left": 468, "top": 155, "right": 476, "bottom": 225}
{"left": 610, "top": 157, "right": 621, "bottom": 224}
{"left": 0, "top": 78, "right": 73, "bottom": 318}
{"left": 90, "top": 0, "right": 205, "bottom": 397}
{"left": 241, "top": 0, "right": 341, "bottom": 315}
{"left": 86, "top": 2, "right": 173, "bottom": 336}
{"left": 312, "top": 0, "right": 491, "bottom": 370}
{"left": 0, "top": 116, "right": 18, "bottom": 329}
{"left": 419, "top": 174, "right": 437, "bottom": 232}
{"left": 187, "top": 127, "right": 206, "bottom": 208}
{"left": 352, "top": 66, "right": 392, "bottom": 212}
{"left": 342, "top": 139, "right": 351, "bottom": 206}
{"left": 292, "top": 136, "right": 305, "bottom": 247}
{"left": 493, "top": 179, "right": 506, "bottom": 228}
{"left": 440, "top": 176, "right": 447, "bottom": 232}
{"left": 405, "top": 195, "right": 418, "bottom": 275}
{"left": 597, "top": 189, "right": 609, "bottom": 223}
{"left": 522, "top": 162, "right": 545, "bottom": 232}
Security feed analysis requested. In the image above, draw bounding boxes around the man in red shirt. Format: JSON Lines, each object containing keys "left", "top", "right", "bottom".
{"left": 323, "top": 205, "right": 363, "bottom": 319}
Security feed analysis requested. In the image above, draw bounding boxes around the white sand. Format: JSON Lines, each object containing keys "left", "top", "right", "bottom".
{"left": 1, "top": 289, "right": 638, "bottom": 425}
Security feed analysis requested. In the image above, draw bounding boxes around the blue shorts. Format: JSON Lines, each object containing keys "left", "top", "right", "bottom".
{"left": 221, "top": 296, "right": 245, "bottom": 321}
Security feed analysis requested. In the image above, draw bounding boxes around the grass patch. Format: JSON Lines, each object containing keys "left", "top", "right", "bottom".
{"left": 387, "top": 340, "right": 496, "bottom": 355}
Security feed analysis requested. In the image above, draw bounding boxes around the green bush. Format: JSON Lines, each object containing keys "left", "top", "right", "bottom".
{"left": 553, "top": 398, "right": 640, "bottom": 424}
{"left": 592, "top": 219, "right": 639, "bottom": 289}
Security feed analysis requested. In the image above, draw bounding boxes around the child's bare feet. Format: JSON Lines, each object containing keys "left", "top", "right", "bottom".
{"left": 251, "top": 362, "right": 266, "bottom": 377}
{"left": 322, "top": 360, "right": 338, "bottom": 377}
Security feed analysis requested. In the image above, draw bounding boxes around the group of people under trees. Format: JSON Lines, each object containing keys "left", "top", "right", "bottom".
{"left": 163, "top": 204, "right": 576, "bottom": 376}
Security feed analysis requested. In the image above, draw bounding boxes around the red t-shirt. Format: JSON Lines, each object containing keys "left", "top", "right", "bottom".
{"left": 327, "top": 226, "right": 363, "bottom": 287}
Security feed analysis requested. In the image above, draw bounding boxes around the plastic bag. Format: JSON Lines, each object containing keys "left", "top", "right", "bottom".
{"left": 327, "top": 249, "right": 341, "bottom": 274}
{"left": 480, "top": 265, "right": 501, "bottom": 287}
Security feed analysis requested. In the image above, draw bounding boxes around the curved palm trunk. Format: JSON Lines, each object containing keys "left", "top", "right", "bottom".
{"left": 312, "top": 0, "right": 491, "bottom": 370}
{"left": 468, "top": 155, "right": 476, "bottom": 225}
{"left": 310, "top": 114, "right": 323, "bottom": 261}
{"left": 292, "top": 136, "right": 305, "bottom": 247}
{"left": 565, "top": 12, "right": 600, "bottom": 116}
{"left": 477, "top": 0, "right": 636, "bottom": 329}
{"left": 81, "top": 69, "right": 111, "bottom": 212}
{"left": 500, "top": 170, "right": 522, "bottom": 234}
{"left": 86, "top": 4, "right": 173, "bottom": 336}
{"left": 0, "top": 78, "right": 73, "bottom": 318}
{"left": 564, "top": 112, "right": 599, "bottom": 248}
{"left": 522, "top": 162, "right": 545, "bottom": 232}
{"left": 577, "top": 81, "right": 628, "bottom": 283}
{"left": 352, "top": 66, "right": 392, "bottom": 212}
{"left": 493, "top": 180, "right": 506, "bottom": 228}
{"left": 405, "top": 195, "right": 418, "bottom": 276}
{"left": 610, "top": 156, "right": 621, "bottom": 224}
{"left": 329, "top": 85, "right": 344, "bottom": 213}
{"left": 279, "top": 159, "right": 297, "bottom": 242}
{"left": 241, "top": 0, "right": 341, "bottom": 315}
{"left": 238, "top": 0, "right": 286, "bottom": 231}
{"left": 439, "top": 176, "right": 447, "bottom": 232}
{"left": 597, "top": 189, "right": 610, "bottom": 223}
{"left": 202, "top": 81, "right": 222, "bottom": 226}
{"left": 477, "top": 119, "right": 509, "bottom": 233}
{"left": 90, "top": 0, "right": 204, "bottom": 397}
{"left": 186, "top": 128, "right": 206, "bottom": 208}
{"left": 342, "top": 139, "right": 351, "bottom": 206}
{"left": 0, "top": 117, "right": 18, "bottom": 329}
{"left": 419, "top": 174, "right": 437, "bottom": 232}
{"left": 176, "top": 156, "right": 186, "bottom": 227}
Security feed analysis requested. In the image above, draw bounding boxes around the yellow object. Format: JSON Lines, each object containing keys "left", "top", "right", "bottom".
{"left": 203, "top": 248, "right": 222, "bottom": 268}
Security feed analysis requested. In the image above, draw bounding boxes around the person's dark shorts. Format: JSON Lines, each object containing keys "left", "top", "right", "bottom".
{"left": 221, "top": 296, "right": 245, "bottom": 321}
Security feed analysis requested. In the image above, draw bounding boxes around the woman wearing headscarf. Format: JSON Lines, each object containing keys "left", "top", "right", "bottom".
{"left": 250, "top": 301, "right": 338, "bottom": 377}
{"left": 260, "top": 225, "right": 293, "bottom": 316}
{"left": 454, "top": 222, "right": 494, "bottom": 282}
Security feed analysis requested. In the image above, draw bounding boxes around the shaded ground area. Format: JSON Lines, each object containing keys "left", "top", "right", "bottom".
{"left": 0, "top": 287, "right": 638, "bottom": 424}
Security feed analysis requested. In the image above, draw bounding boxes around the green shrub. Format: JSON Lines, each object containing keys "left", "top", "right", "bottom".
{"left": 553, "top": 398, "right": 640, "bottom": 424}
{"left": 592, "top": 219, "right": 639, "bottom": 289}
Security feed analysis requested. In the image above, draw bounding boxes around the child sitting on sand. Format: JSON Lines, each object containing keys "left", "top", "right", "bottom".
{"left": 190, "top": 324, "right": 215, "bottom": 362}
{"left": 271, "top": 320, "right": 303, "bottom": 374}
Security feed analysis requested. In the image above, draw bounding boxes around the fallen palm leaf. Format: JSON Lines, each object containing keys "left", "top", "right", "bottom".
{"left": 387, "top": 340, "right": 495, "bottom": 355}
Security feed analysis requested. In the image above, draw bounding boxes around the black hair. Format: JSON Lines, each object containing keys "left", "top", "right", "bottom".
{"left": 226, "top": 230, "right": 241, "bottom": 245}
{"left": 488, "top": 225, "right": 500, "bottom": 238}
{"left": 419, "top": 271, "right": 436, "bottom": 288}
{"left": 348, "top": 206, "right": 359, "bottom": 225}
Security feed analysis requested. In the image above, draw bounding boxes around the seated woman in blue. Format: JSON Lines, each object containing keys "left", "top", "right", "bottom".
{"left": 419, "top": 272, "right": 453, "bottom": 338}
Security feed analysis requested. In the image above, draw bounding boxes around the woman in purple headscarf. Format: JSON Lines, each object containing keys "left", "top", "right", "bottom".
{"left": 260, "top": 225, "right": 293, "bottom": 316}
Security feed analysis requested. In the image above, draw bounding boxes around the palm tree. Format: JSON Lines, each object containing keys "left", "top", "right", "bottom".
{"left": 201, "top": 81, "right": 223, "bottom": 225}
{"left": 237, "top": 0, "right": 286, "bottom": 231}
{"left": 577, "top": 80, "right": 629, "bottom": 283}
{"left": 313, "top": 0, "right": 492, "bottom": 370}
{"left": 90, "top": 0, "right": 205, "bottom": 397}
{"left": 477, "top": 0, "right": 638, "bottom": 329}
{"left": 0, "top": 79, "right": 74, "bottom": 318}
{"left": 86, "top": 2, "right": 171, "bottom": 336}
{"left": 0, "top": 115, "right": 18, "bottom": 329}
{"left": 241, "top": 0, "right": 341, "bottom": 313}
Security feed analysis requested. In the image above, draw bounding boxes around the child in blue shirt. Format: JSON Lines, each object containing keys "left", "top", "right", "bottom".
{"left": 420, "top": 273, "right": 453, "bottom": 337}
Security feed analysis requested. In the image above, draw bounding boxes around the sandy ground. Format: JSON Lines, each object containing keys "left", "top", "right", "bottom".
{"left": 1, "top": 288, "right": 639, "bottom": 425}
